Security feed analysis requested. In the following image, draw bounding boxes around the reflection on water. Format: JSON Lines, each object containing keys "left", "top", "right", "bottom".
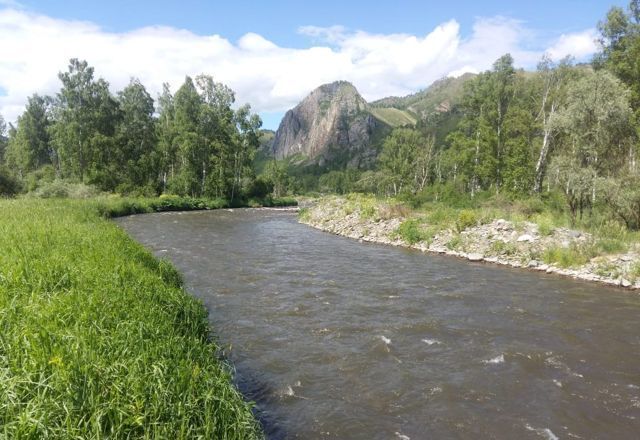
{"left": 118, "top": 209, "right": 640, "bottom": 439}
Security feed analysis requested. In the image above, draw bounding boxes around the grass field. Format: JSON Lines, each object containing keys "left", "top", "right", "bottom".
{"left": 0, "top": 197, "right": 265, "bottom": 439}
{"left": 369, "top": 107, "right": 417, "bottom": 127}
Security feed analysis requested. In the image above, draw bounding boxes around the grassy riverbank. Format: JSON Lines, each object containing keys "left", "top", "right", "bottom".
{"left": 300, "top": 194, "right": 640, "bottom": 288}
{"left": 0, "top": 198, "right": 265, "bottom": 438}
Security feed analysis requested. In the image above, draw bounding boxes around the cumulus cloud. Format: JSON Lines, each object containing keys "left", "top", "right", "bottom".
{"left": 546, "top": 29, "right": 599, "bottom": 60}
{"left": 0, "top": 7, "right": 599, "bottom": 125}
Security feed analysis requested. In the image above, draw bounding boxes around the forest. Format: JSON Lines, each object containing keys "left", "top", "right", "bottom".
{"left": 0, "top": 59, "right": 268, "bottom": 202}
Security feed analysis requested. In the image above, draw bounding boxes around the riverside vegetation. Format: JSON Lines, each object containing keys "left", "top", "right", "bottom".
{"left": 0, "top": 197, "right": 266, "bottom": 438}
{"left": 300, "top": 193, "right": 640, "bottom": 288}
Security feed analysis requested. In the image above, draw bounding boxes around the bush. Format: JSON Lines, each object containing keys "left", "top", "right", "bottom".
{"left": 542, "top": 245, "right": 590, "bottom": 268}
{"left": 490, "top": 240, "right": 517, "bottom": 256}
{"left": 298, "top": 207, "right": 311, "bottom": 221}
{"left": 30, "top": 180, "right": 103, "bottom": 199}
{"left": 516, "top": 197, "right": 546, "bottom": 217}
{"left": 246, "top": 177, "right": 273, "bottom": 199}
{"left": 24, "top": 165, "right": 56, "bottom": 192}
{"left": 0, "top": 166, "right": 22, "bottom": 196}
{"left": 534, "top": 214, "right": 555, "bottom": 236}
{"left": 456, "top": 209, "right": 478, "bottom": 232}
{"left": 396, "top": 218, "right": 424, "bottom": 244}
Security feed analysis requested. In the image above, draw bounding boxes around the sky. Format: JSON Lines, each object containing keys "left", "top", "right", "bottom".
{"left": 0, "top": 0, "right": 627, "bottom": 129}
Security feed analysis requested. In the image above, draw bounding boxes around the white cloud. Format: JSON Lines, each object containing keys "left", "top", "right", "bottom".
{"left": 546, "top": 29, "right": 599, "bottom": 60}
{"left": 0, "top": 7, "right": 599, "bottom": 126}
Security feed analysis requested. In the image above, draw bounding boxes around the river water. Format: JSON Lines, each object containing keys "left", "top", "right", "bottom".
{"left": 117, "top": 209, "right": 640, "bottom": 439}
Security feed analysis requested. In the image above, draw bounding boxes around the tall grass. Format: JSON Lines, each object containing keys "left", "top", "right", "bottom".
{"left": 0, "top": 199, "right": 263, "bottom": 439}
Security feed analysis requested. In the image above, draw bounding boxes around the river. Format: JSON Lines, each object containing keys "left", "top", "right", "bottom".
{"left": 117, "top": 209, "right": 640, "bottom": 439}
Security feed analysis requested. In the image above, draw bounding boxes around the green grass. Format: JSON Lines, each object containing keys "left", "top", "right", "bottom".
{"left": 369, "top": 107, "right": 417, "bottom": 127}
{"left": 542, "top": 245, "right": 591, "bottom": 268}
{"left": 0, "top": 198, "right": 264, "bottom": 439}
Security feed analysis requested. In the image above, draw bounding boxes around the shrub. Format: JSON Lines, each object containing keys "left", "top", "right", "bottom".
{"left": 396, "top": 218, "right": 424, "bottom": 244}
{"left": 594, "top": 238, "right": 627, "bottom": 254}
{"left": 298, "top": 207, "right": 311, "bottom": 221}
{"left": 425, "top": 205, "right": 457, "bottom": 228}
{"left": 31, "top": 180, "right": 103, "bottom": 199}
{"left": 0, "top": 166, "right": 22, "bottom": 196}
{"left": 490, "top": 240, "right": 517, "bottom": 256}
{"left": 515, "top": 197, "right": 546, "bottom": 217}
{"left": 534, "top": 214, "right": 555, "bottom": 236}
{"left": 446, "top": 234, "right": 462, "bottom": 250}
{"left": 456, "top": 209, "right": 478, "bottom": 232}
{"left": 246, "top": 177, "right": 273, "bottom": 199}
{"left": 542, "top": 245, "right": 590, "bottom": 268}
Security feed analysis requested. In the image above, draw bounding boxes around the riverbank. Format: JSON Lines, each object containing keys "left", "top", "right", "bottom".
{"left": 299, "top": 195, "right": 640, "bottom": 290}
{"left": 0, "top": 198, "right": 264, "bottom": 438}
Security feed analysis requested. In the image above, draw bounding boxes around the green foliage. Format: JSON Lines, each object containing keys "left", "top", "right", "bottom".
{"left": 0, "top": 166, "right": 22, "bottom": 196}
{"left": 396, "top": 218, "right": 425, "bottom": 244}
{"left": 0, "top": 199, "right": 262, "bottom": 438}
{"left": 378, "top": 128, "right": 434, "bottom": 196}
{"left": 446, "top": 234, "right": 462, "bottom": 250}
{"left": 456, "top": 209, "right": 478, "bottom": 232}
{"left": 30, "top": 180, "right": 103, "bottom": 199}
{"left": 535, "top": 214, "right": 556, "bottom": 236}
{"left": 490, "top": 240, "right": 518, "bottom": 256}
{"left": 298, "top": 207, "right": 311, "bottom": 221}
{"left": 596, "top": 1, "right": 640, "bottom": 118}
{"left": 542, "top": 245, "right": 591, "bottom": 268}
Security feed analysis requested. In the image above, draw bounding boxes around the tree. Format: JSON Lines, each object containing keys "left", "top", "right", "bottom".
{"left": 231, "top": 104, "right": 262, "bottom": 200}
{"left": 447, "top": 71, "right": 497, "bottom": 195}
{"left": 596, "top": 1, "right": 640, "bottom": 121}
{"left": 4, "top": 95, "right": 52, "bottom": 177}
{"left": 379, "top": 128, "right": 427, "bottom": 195}
{"left": 551, "top": 70, "right": 636, "bottom": 219}
{"left": 531, "top": 56, "right": 574, "bottom": 193}
{"left": 264, "top": 159, "right": 289, "bottom": 198}
{"left": 157, "top": 83, "right": 177, "bottom": 192}
{"left": 115, "top": 78, "right": 158, "bottom": 192}
{"left": 50, "top": 59, "right": 120, "bottom": 185}
{"left": 489, "top": 54, "right": 517, "bottom": 191}
{"left": 170, "top": 76, "right": 202, "bottom": 196}
{"left": 413, "top": 133, "right": 436, "bottom": 193}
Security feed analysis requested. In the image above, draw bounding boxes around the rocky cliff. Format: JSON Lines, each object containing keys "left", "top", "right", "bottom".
{"left": 271, "top": 76, "right": 475, "bottom": 169}
{"left": 271, "top": 81, "right": 386, "bottom": 168}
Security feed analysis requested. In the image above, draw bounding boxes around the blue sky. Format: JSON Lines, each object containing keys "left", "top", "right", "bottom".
{"left": 0, "top": 0, "right": 627, "bottom": 129}
{"left": 13, "top": 0, "right": 622, "bottom": 44}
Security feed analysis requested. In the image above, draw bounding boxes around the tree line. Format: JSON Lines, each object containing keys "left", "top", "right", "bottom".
{"left": 0, "top": 59, "right": 265, "bottom": 200}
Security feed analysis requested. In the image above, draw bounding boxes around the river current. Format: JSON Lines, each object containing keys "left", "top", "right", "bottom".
{"left": 118, "top": 209, "right": 640, "bottom": 439}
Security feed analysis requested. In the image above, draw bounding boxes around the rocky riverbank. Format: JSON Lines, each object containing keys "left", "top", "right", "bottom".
{"left": 299, "top": 196, "right": 640, "bottom": 290}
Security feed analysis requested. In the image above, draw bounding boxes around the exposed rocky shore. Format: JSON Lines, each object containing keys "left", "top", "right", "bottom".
{"left": 299, "top": 197, "right": 640, "bottom": 290}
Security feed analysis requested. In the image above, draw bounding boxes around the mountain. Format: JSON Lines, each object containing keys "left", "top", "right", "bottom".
{"left": 271, "top": 81, "right": 388, "bottom": 168}
{"left": 270, "top": 74, "right": 474, "bottom": 170}
{"left": 370, "top": 73, "right": 475, "bottom": 119}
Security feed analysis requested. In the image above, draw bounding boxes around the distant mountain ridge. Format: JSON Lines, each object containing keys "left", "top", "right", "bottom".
{"left": 270, "top": 74, "right": 474, "bottom": 168}
{"left": 369, "top": 73, "right": 475, "bottom": 118}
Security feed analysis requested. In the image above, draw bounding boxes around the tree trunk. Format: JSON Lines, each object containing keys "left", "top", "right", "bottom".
{"left": 533, "top": 102, "right": 556, "bottom": 193}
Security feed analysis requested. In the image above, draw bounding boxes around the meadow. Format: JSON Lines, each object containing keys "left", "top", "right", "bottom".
{"left": 0, "top": 197, "right": 268, "bottom": 439}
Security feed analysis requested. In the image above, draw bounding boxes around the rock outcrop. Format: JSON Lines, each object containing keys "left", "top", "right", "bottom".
{"left": 271, "top": 81, "right": 385, "bottom": 168}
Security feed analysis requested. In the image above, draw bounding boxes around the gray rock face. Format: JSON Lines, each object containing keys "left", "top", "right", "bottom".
{"left": 272, "top": 81, "right": 385, "bottom": 168}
